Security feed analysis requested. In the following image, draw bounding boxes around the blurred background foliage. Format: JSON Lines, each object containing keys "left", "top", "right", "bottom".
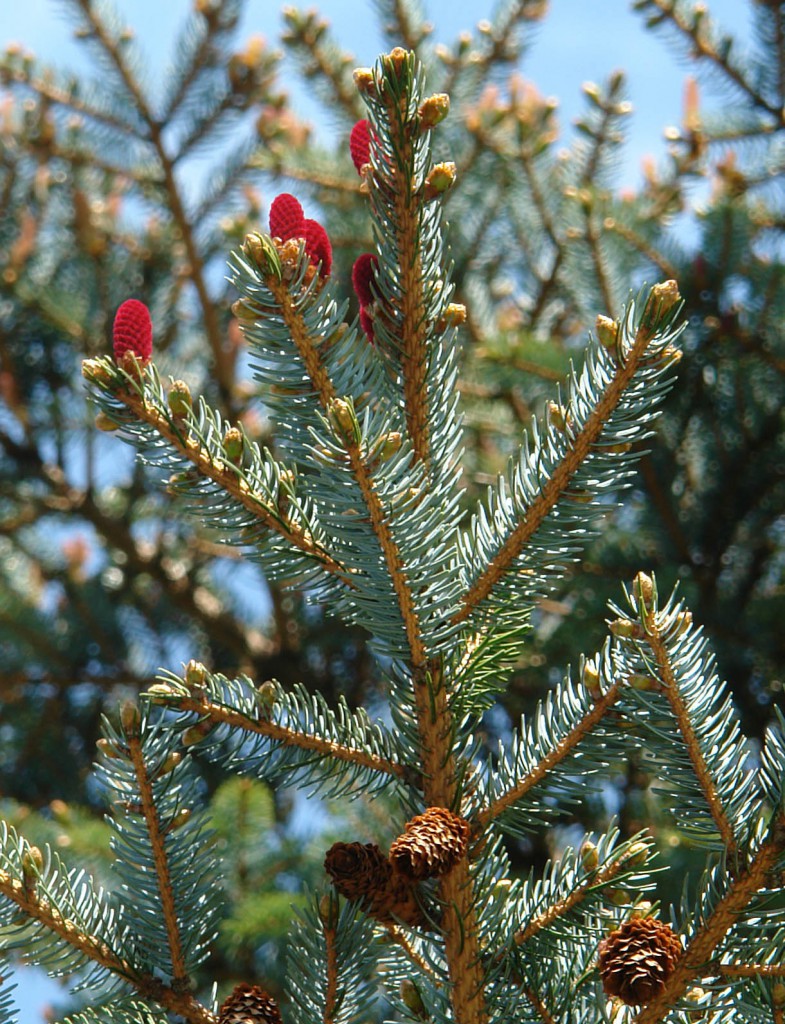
{"left": 0, "top": 0, "right": 783, "bottom": 1007}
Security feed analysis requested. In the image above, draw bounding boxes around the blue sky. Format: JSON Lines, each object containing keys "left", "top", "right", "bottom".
{"left": 0, "top": 0, "right": 751, "bottom": 1019}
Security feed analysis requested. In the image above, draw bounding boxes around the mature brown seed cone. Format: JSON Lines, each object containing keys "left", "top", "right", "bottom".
{"left": 219, "top": 983, "right": 282, "bottom": 1024}
{"left": 324, "top": 841, "right": 426, "bottom": 929}
{"left": 389, "top": 806, "right": 470, "bottom": 881}
{"left": 598, "top": 918, "right": 682, "bottom": 1006}
{"left": 324, "top": 841, "right": 392, "bottom": 902}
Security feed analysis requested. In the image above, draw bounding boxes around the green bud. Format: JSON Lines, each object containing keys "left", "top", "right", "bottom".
{"left": 629, "top": 674, "right": 658, "bottom": 692}
{"left": 146, "top": 682, "right": 179, "bottom": 704}
{"left": 400, "top": 980, "right": 429, "bottom": 1020}
{"left": 223, "top": 426, "right": 244, "bottom": 464}
{"left": 624, "top": 841, "right": 649, "bottom": 867}
{"left": 22, "top": 845, "right": 44, "bottom": 878}
{"left": 319, "top": 892, "right": 339, "bottom": 928}
{"left": 327, "top": 398, "right": 358, "bottom": 443}
{"left": 376, "top": 431, "right": 403, "bottom": 462}
{"left": 606, "top": 886, "right": 629, "bottom": 906}
{"left": 595, "top": 314, "right": 619, "bottom": 351}
{"left": 580, "top": 840, "right": 599, "bottom": 871}
{"left": 168, "top": 380, "right": 192, "bottom": 418}
{"left": 641, "top": 279, "right": 682, "bottom": 332}
{"left": 582, "top": 663, "right": 601, "bottom": 692}
{"left": 633, "top": 571, "right": 654, "bottom": 608}
{"left": 257, "top": 680, "right": 278, "bottom": 710}
{"left": 184, "top": 659, "right": 207, "bottom": 689}
{"left": 81, "top": 357, "right": 113, "bottom": 385}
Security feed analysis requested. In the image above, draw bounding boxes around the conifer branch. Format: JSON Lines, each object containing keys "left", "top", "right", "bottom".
{"left": 522, "top": 985, "right": 558, "bottom": 1024}
{"left": 126, "top": 733, "right": 189, "bottom": 986}
{"left": 638, "top": 600, "right": 739, "bottom": 862}
{"left": 453, "top": 307, "right": 673, "bottom": 626}
{"left": 634, "top": 0, "right": 784, "bottom": 124}
{"left": 106, "top": 380, "right": 349, "bottom": 582}
{"left": 513, "top": 853, "right": 626, "bottom": 946}
{"left": 322, "top": 907, "right": 339, "bottom": 1024}
{"left": 73, "top": 0, "right": 234, "bottom": 408}
{"left": 168, "top": 693, "right": 409, "bottom": 782}
{"left": 266, "top": 272, "right": 428, "bottom": 669}
{"left": 0, "top": 869, "right": 215, "bottom": 1023}
{"left": 633, "top": 814, "right": 785, "bottom": 1024}
{"left": 606, "top": 218, "right": 679, "bottom": 280}
{"left": 477, "top": 681, "right": 622, "bottom": 829}
{"left": 378, "top": 59, "right": 431, "bottom": 466}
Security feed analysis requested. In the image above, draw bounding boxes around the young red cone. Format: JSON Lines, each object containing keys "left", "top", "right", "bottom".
{"left": 269, "top": 192, "right": 305, "bottom": 240}
{"left": 301, "top": 218, "right": 332, "bottom": 278}
{"left": 352, "top": 253, "right": 378, "bottom": 307}
{"left": 112, "top": 299, "right": 152, "bottom": 364}
{"left": 350, "top": 119, "right": 371, "bottom": 174}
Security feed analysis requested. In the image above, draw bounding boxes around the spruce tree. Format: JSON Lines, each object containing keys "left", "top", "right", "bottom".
{"left": 1, "top": 31, "right": 785, "bottom": 1024}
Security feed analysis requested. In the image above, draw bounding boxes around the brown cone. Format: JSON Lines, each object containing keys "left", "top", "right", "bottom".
{"left": 324, "top": 841, "right": 427, "bottom": 929}
{"left": 389, "top": 807, "right": 470, "bottom": 881}
{"left": 324, "top": 842, "right": 392, "bottom": 902}
{"left": 219, "top": 983, "right": 282, "bottom": 1024}
{"left": 598, "top": 918, "right": 682, "bottom": 1006}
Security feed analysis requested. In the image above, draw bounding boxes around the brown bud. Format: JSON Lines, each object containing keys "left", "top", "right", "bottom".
{"left": 424, "top": 161, "right": 457, "bottom": 200}
{"left": 353, "top": 67, "right": 376, "bottom": 94}
{"left": 773, "top": 983, "right": 785, "bottom": 1009}
{"left": 257, "top": 680, "right": 278, "bottom": 712}
{"left": 596, "top": 314, "right": 620, "bottom": 352}
{"left": 94, "top": 411, "right": 120, "bottom": 432}
{"left": 181, "top": 720, "right": 214, "bottom": 747}
{"left": 22, "top": 845, "right": 44, "bottom": 879}
{"left": 609, "top": 618, "right": 644, "bottom": 640}
{"left": 168, "top": 808, "right": 192, "bottom": 830}
{"left": 97, "top": 738, "right": 122, "bottom": 759}
{"left": 418, "top": 93, "right": 450, "bottom": 130}
{"left": 168, "top": 380, "right": 192, "bottom": 418}
{"left": 184, "top": 659, "right": 207, "bottom": 689}
{"left": 157, "top": 752, "right": 183, "bottom": 776}
{"left": 120, "top": 700, "right": 141, "bottom": 738}
{"left": 146, "top": 682, "right": 179, "bottom": 703}
{"left": 547, "top": 401, "right": 571, "bottom": 433}
{"left": 633, "top": 571, "right": 654, "bottom": 608}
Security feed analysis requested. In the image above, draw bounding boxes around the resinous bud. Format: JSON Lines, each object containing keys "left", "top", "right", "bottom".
{"left": 146, "top": 682, "right": 178, "bottom": 704}
{"left": 257, "top": 679, "right": 278, "bottom": 709}
{"left": 169, "top": 808, "right": 192, "bottom": 830}
{"left": 353, "top": 67, "right": 376, "bottom": 95}
{"left": 22, "top": 845, "right": 44, "bottom": 878}
{"left": 418, "top": 92, "right": 450, "bottom": 130}
{"left": 181, "top": 720, "right": 214, "bottom": 747}
{"left": 582, "top": 663, "right": 601, "bottom": 693}
{"left": 424, "top": 161, "right": 457, "bottom": 200}
{"left": 624, "top": 841, "right": 649, "bottom": 866}
{"left": 376, "top": 431, "right": 403, "bottom": 462}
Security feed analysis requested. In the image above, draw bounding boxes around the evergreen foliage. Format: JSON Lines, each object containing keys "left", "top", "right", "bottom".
{"left": 1, "top": 1, "right": 785, "bottom": 1023}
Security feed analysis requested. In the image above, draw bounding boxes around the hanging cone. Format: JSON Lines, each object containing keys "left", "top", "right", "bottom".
{"left": 218, "top": 983, "right": 282, "bottom": 1024}
{"left": 389, "top": 807, "right": 470, "bottom": 881}
{"left": 598, "top": 918, "right": 682, "bottom": 1006}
